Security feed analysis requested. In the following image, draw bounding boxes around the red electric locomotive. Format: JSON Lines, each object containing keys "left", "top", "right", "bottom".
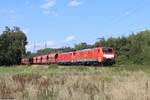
{"left": 57, "top": 47, "right": 115, "bottom": 65}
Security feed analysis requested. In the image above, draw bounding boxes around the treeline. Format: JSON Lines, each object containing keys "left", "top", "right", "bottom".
{"left": 100, "top": 30, "right": 150, "bottom": 65}
{"left": 32, "top": 30, "right": 150, "bottom": 65}
{"left": 0, "top": 27, "right": 27, "bottom": 66}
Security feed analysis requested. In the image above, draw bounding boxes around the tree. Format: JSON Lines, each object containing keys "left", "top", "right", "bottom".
{"left": 75, "top": 42, "right": 89, "bottom": 50}
{"left": 94, "top": 38, "right": 106, "bottom": 47}
{"left": 0, "top": 26, "right": 28, "bottom": 66}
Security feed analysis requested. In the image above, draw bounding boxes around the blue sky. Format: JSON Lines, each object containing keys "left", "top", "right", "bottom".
{"left": 0, "top": 0, "right": 150, "bottom": 52}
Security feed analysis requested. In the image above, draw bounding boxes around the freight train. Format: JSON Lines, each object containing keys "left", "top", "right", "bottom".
{"left": 21, "top": 47, "right": 116, "bottom": 66}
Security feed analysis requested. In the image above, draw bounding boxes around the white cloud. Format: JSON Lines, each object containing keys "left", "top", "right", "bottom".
{"left": 69, "top": 0, "right": 82, "bottom": 7}
{"left": 42, "top": 10, "right": 59, "bottom": 16}
{"left": 41, "top": 0, "right": 58, "bottom": 16}
{"left": 66, "top": 35, "right": 75, "bottom": 42}
{"left": 41, "top": 0, "right": 55, "bottom": 9}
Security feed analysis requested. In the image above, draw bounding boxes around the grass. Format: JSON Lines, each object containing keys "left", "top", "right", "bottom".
{"left": 0, "top": 64, "right": 150, "bottom": 100}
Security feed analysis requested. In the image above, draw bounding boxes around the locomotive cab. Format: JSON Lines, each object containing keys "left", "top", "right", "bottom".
{"left": 102, "top": 47, "right": 115, "bottom": 65}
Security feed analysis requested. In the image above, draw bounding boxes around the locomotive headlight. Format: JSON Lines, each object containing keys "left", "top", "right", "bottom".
{"left": 103, "top": 54, "right": 114, "bottom": 58}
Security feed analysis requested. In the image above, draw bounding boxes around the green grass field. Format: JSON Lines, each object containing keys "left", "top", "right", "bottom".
{"left": 0, "top": 65, "right": 150, "bottom": 100}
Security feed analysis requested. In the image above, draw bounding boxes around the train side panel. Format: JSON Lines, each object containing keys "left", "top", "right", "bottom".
{"left": 33, "top": 57, "right": 37, "bottom": 64}
{"left": 72, "top": 48, "right": 101, "bottom": 64}
{"left": 47, "top": 54, "right": 58, "bottom": 64}
{"left": 37, "top": 56, "right": 42, "bottom": 64}
{"left": 57, "top": 52, "right": 73, "bottom": 64}
{"left": 41, "top": 55, "right": 48, "bottom": 64}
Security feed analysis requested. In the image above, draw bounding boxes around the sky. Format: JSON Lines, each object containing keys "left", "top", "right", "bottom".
{"left": 0, "top": 0, "right": 150, "bottom": 52}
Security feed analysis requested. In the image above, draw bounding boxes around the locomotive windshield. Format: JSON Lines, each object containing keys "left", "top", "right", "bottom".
{"left": 102, "top": 48, "right": 113, "bottom": 53}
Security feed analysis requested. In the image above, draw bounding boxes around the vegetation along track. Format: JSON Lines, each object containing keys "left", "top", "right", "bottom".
{"left": 0, "top": 65, "right": 150, "bottom": 100}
